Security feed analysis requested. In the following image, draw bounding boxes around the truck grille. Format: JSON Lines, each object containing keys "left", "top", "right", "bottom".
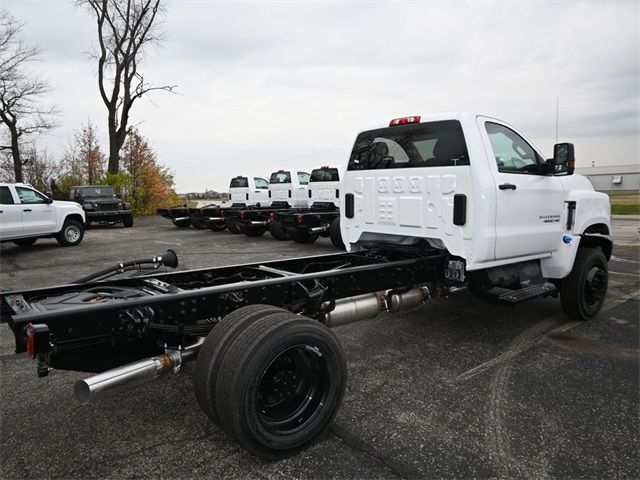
{"left": 96, "top": 202, "right": 120, "bottom": 211}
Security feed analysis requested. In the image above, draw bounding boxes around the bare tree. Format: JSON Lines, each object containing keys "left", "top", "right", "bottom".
{"left": 80, "top": 0, "right": 176, "bottom": 174}
{"left": 0, "top": 9, "right": 58, "bottom": 182}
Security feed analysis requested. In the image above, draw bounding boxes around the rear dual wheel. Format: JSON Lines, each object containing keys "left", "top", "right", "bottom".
{"left": 226, "top": 219, "right": 242, "bottom": 234}
{"left": 194, "top": 306, "right": 347, "bottom": 458}
{"left": 268, "top": 220, "right": 290, "bottom": 241}
{"left": 245, "top": 225, "right": 267, "bottom": 237}
{"left": 172, "top": 219, "right": 191, "bottom": 228}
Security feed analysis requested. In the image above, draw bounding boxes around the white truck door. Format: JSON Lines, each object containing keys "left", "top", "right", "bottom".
{"left": 15, "top": 186, "right": 57, "bottom": 236}
{"left": 0, "top": 186, "right": 22, "bottom": 239}
{"left": 478, "top": 118, "right": 564, "bottom": 260}
{"left": 252, "top": 177, "right": 271, "bottom": 206}
{"left": 295, "top": 172, "right": 310, "bottom": 208}
{"left": 342, "top": 118, "right": 473, "bottom": 259}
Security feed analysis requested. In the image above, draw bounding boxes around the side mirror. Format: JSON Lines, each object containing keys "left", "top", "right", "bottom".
{"left": 553, "top": 142, "right": 575, "bottom": 175}
{"left": 45, "top": 196, "right": 53, "bottom": 204}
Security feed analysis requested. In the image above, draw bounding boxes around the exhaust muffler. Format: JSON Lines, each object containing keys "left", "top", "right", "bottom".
{"left": 74, "top": 339, "right": 203, "bottom": 405}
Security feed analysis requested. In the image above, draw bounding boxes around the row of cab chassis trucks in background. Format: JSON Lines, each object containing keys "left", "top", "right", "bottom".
{"left": 157, "top": 166, "right": 344, "bottom": 247}
{"left": 1, "top": 113, "right": 612, "bottom": 459}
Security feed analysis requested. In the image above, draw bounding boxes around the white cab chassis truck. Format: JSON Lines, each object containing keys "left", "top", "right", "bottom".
{"left": 268, "top": 170, "right": 311, "bottom": 208}
{"left": 342, "top": 112, "right": 611, "bottom": 320}
{"left": 0, "top": 183, "right": 86, "bottom": 247}
{"left": 229, "top": 175, "right": 271, "bottom": 208}
{"left": 0, "top": 113, "right": 611, "bottom": 460}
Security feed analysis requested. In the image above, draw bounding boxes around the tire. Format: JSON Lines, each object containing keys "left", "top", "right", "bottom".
{"left": 172, "top": 219, "right": 191, "bottom": 228}
{"left": 268, "top": 221, "right": 289, "bottom": 241}
{"left": 191, "top": 216, "right": 207, "bottom": 229}
{"left": 12, "top": 238, "right": 37, "bottom": 247}
{"left": 226, "top": 220, "right": 242, "bottom": 234}
{"left": 214, "top": 313, "right": 347, "bottom": 458}
{"left": 560, "top": 247, "right": 608, "bottom": 320}
{"left": 320, "top": 229, "right": 330, "bottom": 238}
{"left": 245, "top": 226, "right": 266, "bottom": 237}
{"left": 194, "top": 304, "right": 287, "bottom": 426}
{"left": 56, "top": 219, "right": 84, "bottom": 246}
{"left": 208, "top": 222, "right": 227, "bottom": 232}
{"left": 329, "top": 218, "right": 345, "bottom": 250}
{"left": 291, "top": 230, "right": 319, "bottom": 244}
{"left": 123, "top": 214, "right": 134, "bottom": 228}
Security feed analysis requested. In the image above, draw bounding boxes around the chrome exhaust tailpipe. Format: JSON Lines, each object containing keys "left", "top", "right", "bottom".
{"left": 173, "top": 216, "right": 189, "bottom": 222}
{"left": 309, "top": 225, "right": 329, "bottom": 234}
{"left": 74, "top": 339, "right": 203, "bottom": 405}
{"left": 323, "top": 287, "right": 429, "bottom": 328}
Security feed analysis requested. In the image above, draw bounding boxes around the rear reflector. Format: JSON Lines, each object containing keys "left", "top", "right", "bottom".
{"left": 25, "top": 323, "right": 50, "bottom": 359}
{"left": 389, "top": 116, "right": 421, "bottom": 127}
{"left": 296, "top": 214, "right": 304, "bottom": 224}
{"left": 240, "top": 211, "right": 245, "bottom": 219}
{"left": 269, "top": 212, "right": 275, "bottom": 221}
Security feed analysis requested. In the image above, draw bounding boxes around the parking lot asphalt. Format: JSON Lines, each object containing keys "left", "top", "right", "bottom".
{"left": 1, "top": 216, "right": 638, "bottom": 479}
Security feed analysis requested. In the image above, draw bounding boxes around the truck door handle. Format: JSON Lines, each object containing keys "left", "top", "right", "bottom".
{"left": 498, "top": 183, "right": 517, "bottom": 190}
{"left": 23, "top": 208, "right": 32, "bottom": 212}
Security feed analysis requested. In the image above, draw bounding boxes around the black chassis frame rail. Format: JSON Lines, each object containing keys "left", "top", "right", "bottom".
{"left": 275, "top": 207, "right": 339, "bottom": 233}
{"left": 1, "top": 248, "right": 447, "bottom": 373}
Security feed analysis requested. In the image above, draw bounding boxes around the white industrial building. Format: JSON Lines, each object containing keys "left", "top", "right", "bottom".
{"left": 575, "top": 164, "right": 640, "bottom": 193}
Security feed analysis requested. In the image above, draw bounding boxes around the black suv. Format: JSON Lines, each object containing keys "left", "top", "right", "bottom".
{"left": 70, "top": 185, "right": 133, "bottom": 228}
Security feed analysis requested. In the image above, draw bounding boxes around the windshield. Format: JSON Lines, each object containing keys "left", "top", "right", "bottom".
{"left": 348, "top": 120, "right": 469, "bottom": 170}
{"left": 269, "top": 171, "right": 291, "bottom": 184}
{"left": 310, "top": 168, "right": 339, "bottom": 182}
{"left": 80, "top": 187, "right": 116, "bottom": 197}
{"left": 229, "top": 177, "right": 248, "bottom": 188}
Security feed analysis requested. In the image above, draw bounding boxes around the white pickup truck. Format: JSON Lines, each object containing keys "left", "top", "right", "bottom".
{"left": 229, "top": 176, "right": 271, "bottom": 207}
{"left": 0, "top": 183, "right": 86, "bottom": 247}
{"left": 342, "top": 112, "right": 611, "bottom": 320}
{"left": 268, "top": 169, "right": 311, "bottom": 208}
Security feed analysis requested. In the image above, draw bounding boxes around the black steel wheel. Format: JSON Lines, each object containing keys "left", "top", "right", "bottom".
{"left": 12, "top": 237, "right": 37, "bottom": 247}
{"left": 190, "top": 216, "right": 207, "bottom": 229}
{"left": 208, "top": 222, "right": 227, "bottom": 232}
{"left": 172, "top": 218, "right": 191, "bottom": 228}
{"left": 291, "top": 230, "right": 319, "bottom": 244}
{"left": 226, "top": 219, "right": 242, "bottom": 234}
{"left": 194, "top": 304, "right": 286, "bottom": 426}
{"left": 560, "top": 247, "right": 608, "bottom": 320}
{"left": 215, "top": 313, "right": 346, "bottom": 458}
{"left": 268, "top": 220, "right": 289, "bottom": 241}
{"left": 329, "top": 217, "right": 345, "bottom": 249}
{"left": 245, "top": 225, "right": 266, "bottom": 237}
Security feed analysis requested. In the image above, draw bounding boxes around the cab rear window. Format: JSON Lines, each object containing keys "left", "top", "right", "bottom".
{"left": 348, "top": 120, "right": 469, "bottom": 170}
{"left": 310, "top": 168, "right": 339, "bottom": 182}
{"left": 230, "top": 177, "right": 248, "bottom": 188}
{"left": 269, "top": 172, "right": 291, "bottom": 184}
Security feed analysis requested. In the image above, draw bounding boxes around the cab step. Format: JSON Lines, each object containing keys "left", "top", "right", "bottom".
{"left": 498, "top": 283, "right": 557, "bottom": 304}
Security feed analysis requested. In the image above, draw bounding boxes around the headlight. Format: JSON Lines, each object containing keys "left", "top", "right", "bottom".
{"left": 83, "top": 203, "right": 93, "bottom": 210}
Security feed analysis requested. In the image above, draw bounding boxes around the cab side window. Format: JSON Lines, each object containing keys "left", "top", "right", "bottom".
{"left": 254, "top": 178, "right": 269, "bottom": 189}
{"left": 0, "top": 186, "right": 15, "bottom": 204}
{"left": 16, "top": 187, "right": 47, "bottom": 204}
{"left": 486, "top": 122, "right": 542, "bottom": 174}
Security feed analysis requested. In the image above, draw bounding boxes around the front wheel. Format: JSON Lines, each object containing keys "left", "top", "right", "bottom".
{"left": 13, "top": 237, "right": 37, "bottom": 247}
{"left": 56, "top": 219, "right": 84, "bottom": 246}
{"left": 214, "top": 312, "right": 347, "bottom": 458}
{"left": 560, "top": 247, "right": 608, "bottom": 320}
{"left": 329, "top": 217, "right": 345, "bottom": 249}
{"left": 122, "top": 214, "right": 134, "bottom": 228}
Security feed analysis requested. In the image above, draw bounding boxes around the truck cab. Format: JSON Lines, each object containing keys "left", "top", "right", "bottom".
{"left": 308, "top": 166, "right": 340, "bottom": 208}
{"left": 268, "top": 170, "right": 310, "bottom": 208}
{"left": 342, "top": 113, "right": 611, "bottom": 319}
{"left": 229, "top": 176, "right": 270, "bottom": 207}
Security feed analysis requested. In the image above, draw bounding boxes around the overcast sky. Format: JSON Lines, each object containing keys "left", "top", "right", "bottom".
{"left": 3, "top": 0, "right": 639, "bottom": 192}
